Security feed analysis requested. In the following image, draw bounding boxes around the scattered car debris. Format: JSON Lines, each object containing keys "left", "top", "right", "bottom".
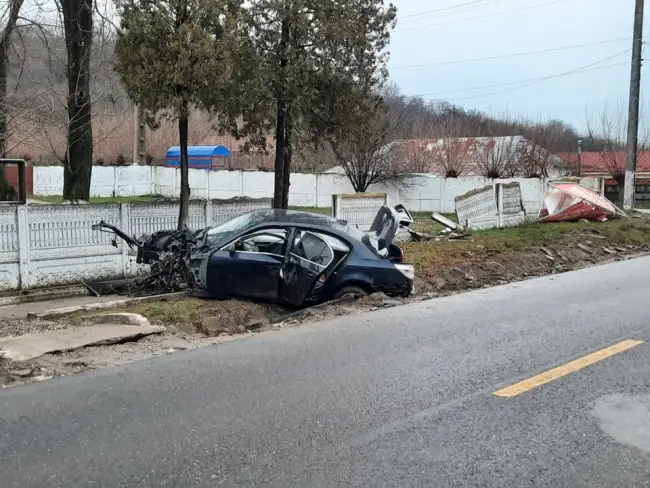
{"left": 432, "top": 212, "right": 463, "bottom": 232}
{"left": 538, "top": 182, "right": 626, "bottom": 222}
{"left": 93, "top": 208, "right": 415, "bottom": 306}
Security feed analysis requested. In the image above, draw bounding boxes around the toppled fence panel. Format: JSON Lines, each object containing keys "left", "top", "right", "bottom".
{"left": 455, "top": 182, "right": 527, "bottom": 230}
{"left": 496, "top": 182, "right": 526, "bottom": 228}
{"left": 455, "top": 186, "right": 498, "bottom": 229}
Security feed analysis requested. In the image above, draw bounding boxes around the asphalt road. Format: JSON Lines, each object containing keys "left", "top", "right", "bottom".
{"left": 3, "top": 257, "right": 650, "bottom": 487}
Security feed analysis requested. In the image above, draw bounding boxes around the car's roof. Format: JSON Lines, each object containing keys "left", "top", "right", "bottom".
{"left": 249, "top": 209, "right": 350, "bottom": 229}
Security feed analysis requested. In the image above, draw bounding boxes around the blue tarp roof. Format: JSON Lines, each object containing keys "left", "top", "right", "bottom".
{"left": 166, "top": 145, "right": 230, "bottom": 158}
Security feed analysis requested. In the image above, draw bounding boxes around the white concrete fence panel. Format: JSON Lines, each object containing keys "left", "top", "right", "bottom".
{"left": 0, "top": 198, "right": 271, "bottom": 292}
{"left": 332, "top": 193, "right": 389, "bottom": 231}
{"left": 31, "top": 166, "right": 605, "bottom": 217}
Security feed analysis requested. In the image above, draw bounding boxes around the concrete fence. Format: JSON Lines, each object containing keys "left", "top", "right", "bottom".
{"left": 0, "top": 198, "right": 271, "bottom": 292}
{"left": 332, "top": 193, "right": 389, "bottom": 231}
{"left": 32, "top": 165, "right": 604, "bottom": 214}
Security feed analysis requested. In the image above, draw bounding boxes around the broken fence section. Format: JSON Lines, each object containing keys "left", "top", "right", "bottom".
{"left": 454, "top": 183, "right": 526, "bottom": 230}
{"left": 332, "top": 193, "right": 389, "bottom": 231}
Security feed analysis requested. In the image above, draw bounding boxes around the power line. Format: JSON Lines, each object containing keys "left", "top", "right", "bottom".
{"left": 424, "top": 62, "right": 629, "bottom": 102}
{"left": 398, "top": 0, "right": 488, "bottom": 20}
{"left": 389, "top": 37, "right": 633, "bottom": 70}
{"left": 413, "top": 49, "right": 631, "bottom": 98}
{"left": 398, "top": 0, "right": 511, "bottom": 22}
{"left": 397, "top": 0, "right": 570, "bottom": 32}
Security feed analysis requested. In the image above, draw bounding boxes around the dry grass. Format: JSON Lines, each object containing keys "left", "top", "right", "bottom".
{"left": 6, "top": 112, "right": 276, "bottom": 168}
{"left": 404, "top": 213, "right": 650, "bottom": 289}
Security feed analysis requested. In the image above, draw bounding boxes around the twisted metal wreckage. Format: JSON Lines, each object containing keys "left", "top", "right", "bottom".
{"left": 91, "top": 221, "right": 211, "bottom": 296}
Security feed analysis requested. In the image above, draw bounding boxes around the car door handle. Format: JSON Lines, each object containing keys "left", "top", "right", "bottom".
{"left": 264, "top": 265, "right": 277, "bottom": 270}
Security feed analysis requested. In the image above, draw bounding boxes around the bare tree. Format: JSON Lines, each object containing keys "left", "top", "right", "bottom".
{"left": 511, "top": 118, "right": 568, "bottom": 178}
{"left": 426, "top": 115, "right": 473, "bottom": 177}
{"left": 474, "top": 135, "right": 523, "bottom": 178}
{"left": 585, "top": 101, "right": 650, "bottom": 182}
{"left": 0, "top": 0, "right": 25, "bottom": 157}
{"left": 4, "top": 0, "right": 131, "bottom": 171}
{"left": 330, "top": 110, "right": 407, "bottom": 193}
{"left": 394, "top": 138, "right": 435, "bottom": 173}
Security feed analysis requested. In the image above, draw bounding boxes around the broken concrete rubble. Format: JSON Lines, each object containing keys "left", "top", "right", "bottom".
{"left": 88, "top": 313, "right": 151, "bottom": 326}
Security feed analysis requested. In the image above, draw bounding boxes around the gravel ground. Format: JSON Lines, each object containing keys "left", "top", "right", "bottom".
{"left": 0, "top": 318, "right": 68, "bottom": 338}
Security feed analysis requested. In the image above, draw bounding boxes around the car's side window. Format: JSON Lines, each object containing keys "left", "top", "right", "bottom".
{"left": 292, "top": 231, "right": 334, "bottom": 267}
{"left": 234, "top": 229, "right": 288, "bottom": 256}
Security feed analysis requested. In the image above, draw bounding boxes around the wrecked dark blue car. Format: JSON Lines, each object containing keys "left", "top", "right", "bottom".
{"left": 93, "top": 207, "right": 415, "bottom": 306}
{"left": 190, "top": 208, "right": 415, "bottom": 306}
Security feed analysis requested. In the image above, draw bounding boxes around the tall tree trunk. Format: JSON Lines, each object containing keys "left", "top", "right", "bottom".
{"left": 280, "top": 105, "right": 292, "bottom": 209}
{"left": 273, "top": 13, "right": 290, "bottom": 209}
{"left": 177, "top": 109, "right": 190, "bottom": 229}
{"left": 273, "top": 100, "right": 286, "bottom": 209}
{"left": 61, "top": 0, "right": 93, "bottom": 202}
{"left": 0, "top": 0, "right": 24, "bottom": 158}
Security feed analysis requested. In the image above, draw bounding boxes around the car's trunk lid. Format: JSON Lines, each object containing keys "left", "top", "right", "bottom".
{"left": 368, "top": 206, "right": 400, "bottom": 251}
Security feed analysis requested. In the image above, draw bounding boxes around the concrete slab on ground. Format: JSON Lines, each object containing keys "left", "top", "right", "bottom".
{"left": 0, "top": 295, "right": 120, "bottom": 320}
{"left": 0, "top": 324, "right": 166, "bottom": 362}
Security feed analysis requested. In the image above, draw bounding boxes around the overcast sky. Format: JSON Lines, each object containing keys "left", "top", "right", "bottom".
{"left": 388, "top": 0, "right": 645, "bottom": 131}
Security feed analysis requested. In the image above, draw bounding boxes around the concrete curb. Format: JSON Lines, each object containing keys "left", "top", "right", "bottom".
{"left": 26, "top": 291, "right": 190, "bottom": 319}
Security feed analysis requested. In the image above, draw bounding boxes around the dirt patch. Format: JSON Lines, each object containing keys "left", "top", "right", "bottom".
{"left": 405, "top": 216, "right": 650, "bottom": 296}
{"left": 60, "top": 297, "right": 289, "bottom": 336}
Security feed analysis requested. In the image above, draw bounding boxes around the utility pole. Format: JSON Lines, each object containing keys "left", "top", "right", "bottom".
{"left": 577, "top": 139, "right": 583, "bottom": 176}
{"left": 623, "top": 0, "right": 644, "bottom": 211}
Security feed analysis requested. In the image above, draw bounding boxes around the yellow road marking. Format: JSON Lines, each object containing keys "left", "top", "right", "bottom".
{"left": 494, "top": 339, "right": 644, "bottom": 398}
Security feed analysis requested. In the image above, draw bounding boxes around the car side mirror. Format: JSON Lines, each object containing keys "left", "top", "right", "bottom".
{"left": 225, "top": 242, "right": 236, "bottom": 253}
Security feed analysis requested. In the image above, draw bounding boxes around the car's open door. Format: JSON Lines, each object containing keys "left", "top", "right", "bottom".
{"left": 280, "top": 230, "right": 334, "bottom": 306}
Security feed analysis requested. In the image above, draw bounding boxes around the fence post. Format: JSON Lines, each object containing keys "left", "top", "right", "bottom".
{"left": 16, "top": 205, "right": 30, "bottom": 290}
{"left": 496, "top": 184, "right": 504, "bottom": 228}
{"left": 204, "top": 199, "right": 213, "bottom": 228}
{"left": 120, "top": 203, "right": 131, "bottom": 276}
{"left": 440, "top": 178, "right": 447, "bottom": 213}
{"left": 150, "top": 166, "right": 155, "bottom": 195}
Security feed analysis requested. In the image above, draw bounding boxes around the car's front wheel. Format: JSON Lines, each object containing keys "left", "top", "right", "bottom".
{"left": 332, "top": 285, "right": 369, "bottom": 300}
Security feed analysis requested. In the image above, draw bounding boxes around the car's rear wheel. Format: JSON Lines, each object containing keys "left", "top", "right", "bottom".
{"left": 333, "top": 285, "right": 368, "bottom": 300}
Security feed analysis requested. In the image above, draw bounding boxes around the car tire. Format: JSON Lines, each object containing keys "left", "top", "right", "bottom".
{"left": 333, "top": 285, "right": 368, "bottom": 300}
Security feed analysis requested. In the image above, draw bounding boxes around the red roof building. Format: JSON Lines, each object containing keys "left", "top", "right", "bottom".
{"left": 557, "top": 151, "right": 650, "bottom": 181}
